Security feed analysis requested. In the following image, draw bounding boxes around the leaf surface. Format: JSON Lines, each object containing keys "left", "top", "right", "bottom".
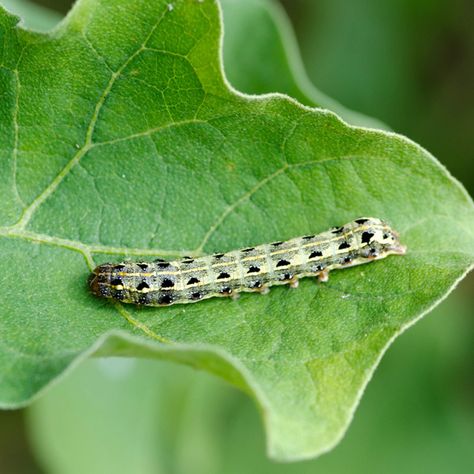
{"left": 0, "top": 0, "right": 473, "bottom": 460}
{"left": 27, "top": 295, "right": 474, "bottom": 474}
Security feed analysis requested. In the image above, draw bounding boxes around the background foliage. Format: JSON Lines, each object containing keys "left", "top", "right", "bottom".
{"left": 0, "top": 0, "right": 473, "bottom": 472}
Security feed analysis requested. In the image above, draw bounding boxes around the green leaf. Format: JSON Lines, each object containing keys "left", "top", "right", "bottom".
{"left": 1, "top": 0, "right": 473, "bottom": 461}
{"left": 28, "top": 359, "right": 237, "bottom": 474}
{"left": 26, "top": 296, "right": 474, "bottom": 474}
{"left": 221, "top": 0, "right": 388, "bottom": 130}
{"left": 0, "top": 0, "right": 61, "bottom": 32}
{"left": 3, "top": 0, "right": 387, "bottom": 129}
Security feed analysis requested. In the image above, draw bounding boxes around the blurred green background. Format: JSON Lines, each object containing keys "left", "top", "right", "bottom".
{"left": 1, "top": 0, "right": 473, "bottom": 472}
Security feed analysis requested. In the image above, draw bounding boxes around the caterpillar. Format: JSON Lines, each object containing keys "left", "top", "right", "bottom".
{"left": 89, "top": 217, "right": 406, "bottom": 307}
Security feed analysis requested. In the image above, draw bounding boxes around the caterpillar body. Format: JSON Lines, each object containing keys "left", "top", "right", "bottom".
{"left": 89, "top": 217, "right": 406, "bottom": 307}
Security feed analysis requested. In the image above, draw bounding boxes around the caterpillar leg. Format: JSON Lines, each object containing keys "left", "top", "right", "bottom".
{"left": 259, "top": 286, "right": 270, "bottom": 295}
{"left": 231, "top": 292, "right": 241, "bottom": 301}
{"left": 318, "top": 269, "right": 329, "bottom": 282}
{"left": 289, "top": 277, "right": 299, "bottom": 289}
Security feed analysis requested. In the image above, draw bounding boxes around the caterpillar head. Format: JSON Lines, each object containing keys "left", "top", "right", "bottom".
{"left": 352, "top": 217, "right": 406, "bottom": 258}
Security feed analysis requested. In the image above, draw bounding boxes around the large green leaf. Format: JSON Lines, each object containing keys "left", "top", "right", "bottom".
{"left": 0, "top": 0, "right": 473, "bottom": 460}
{"left": 2, "top": 0, "right": 388, "bottom": 129}
{"left": 26, "top": 296, "right": 474, "bottom": 474}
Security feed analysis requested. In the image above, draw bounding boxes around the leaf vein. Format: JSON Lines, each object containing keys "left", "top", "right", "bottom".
{"left": 195, "top": 155, "right": 389, "bottom": 252}
{"left": 11, "top": 4, "right": 172, "bottom": 230}
{"left": 113, "top": 303, "right": 173, "bottom": 344}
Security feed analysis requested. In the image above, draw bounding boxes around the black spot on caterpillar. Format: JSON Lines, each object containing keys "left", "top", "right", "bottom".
{"left": 161, "top": 278, "right": 174, "bottom": 288}
{"left": 136, "top": 281, "right": 149, "bottom": 291}
{"left": 241, "top": 247, "right": 255, "bottom": 253}
{"left": 90, "top": 217, "right": 406, "bottom": 307}
{"left": 247, "top": 266, "right": 260, "bottom": 274}
{"left": 361, "top": 231, "right": 375, "bottom": 244}
{"left": 158, "top": 294, "right": 173, "bottom": 305}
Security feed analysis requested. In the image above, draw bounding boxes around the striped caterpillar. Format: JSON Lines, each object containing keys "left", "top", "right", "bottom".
{"left": 89, "top": 217, "right": 405, "bottom": 307}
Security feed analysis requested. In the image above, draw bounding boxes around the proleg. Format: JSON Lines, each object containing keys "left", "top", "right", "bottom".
{"left": 89, "top": 217, "right": 406, "bottom": 307}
